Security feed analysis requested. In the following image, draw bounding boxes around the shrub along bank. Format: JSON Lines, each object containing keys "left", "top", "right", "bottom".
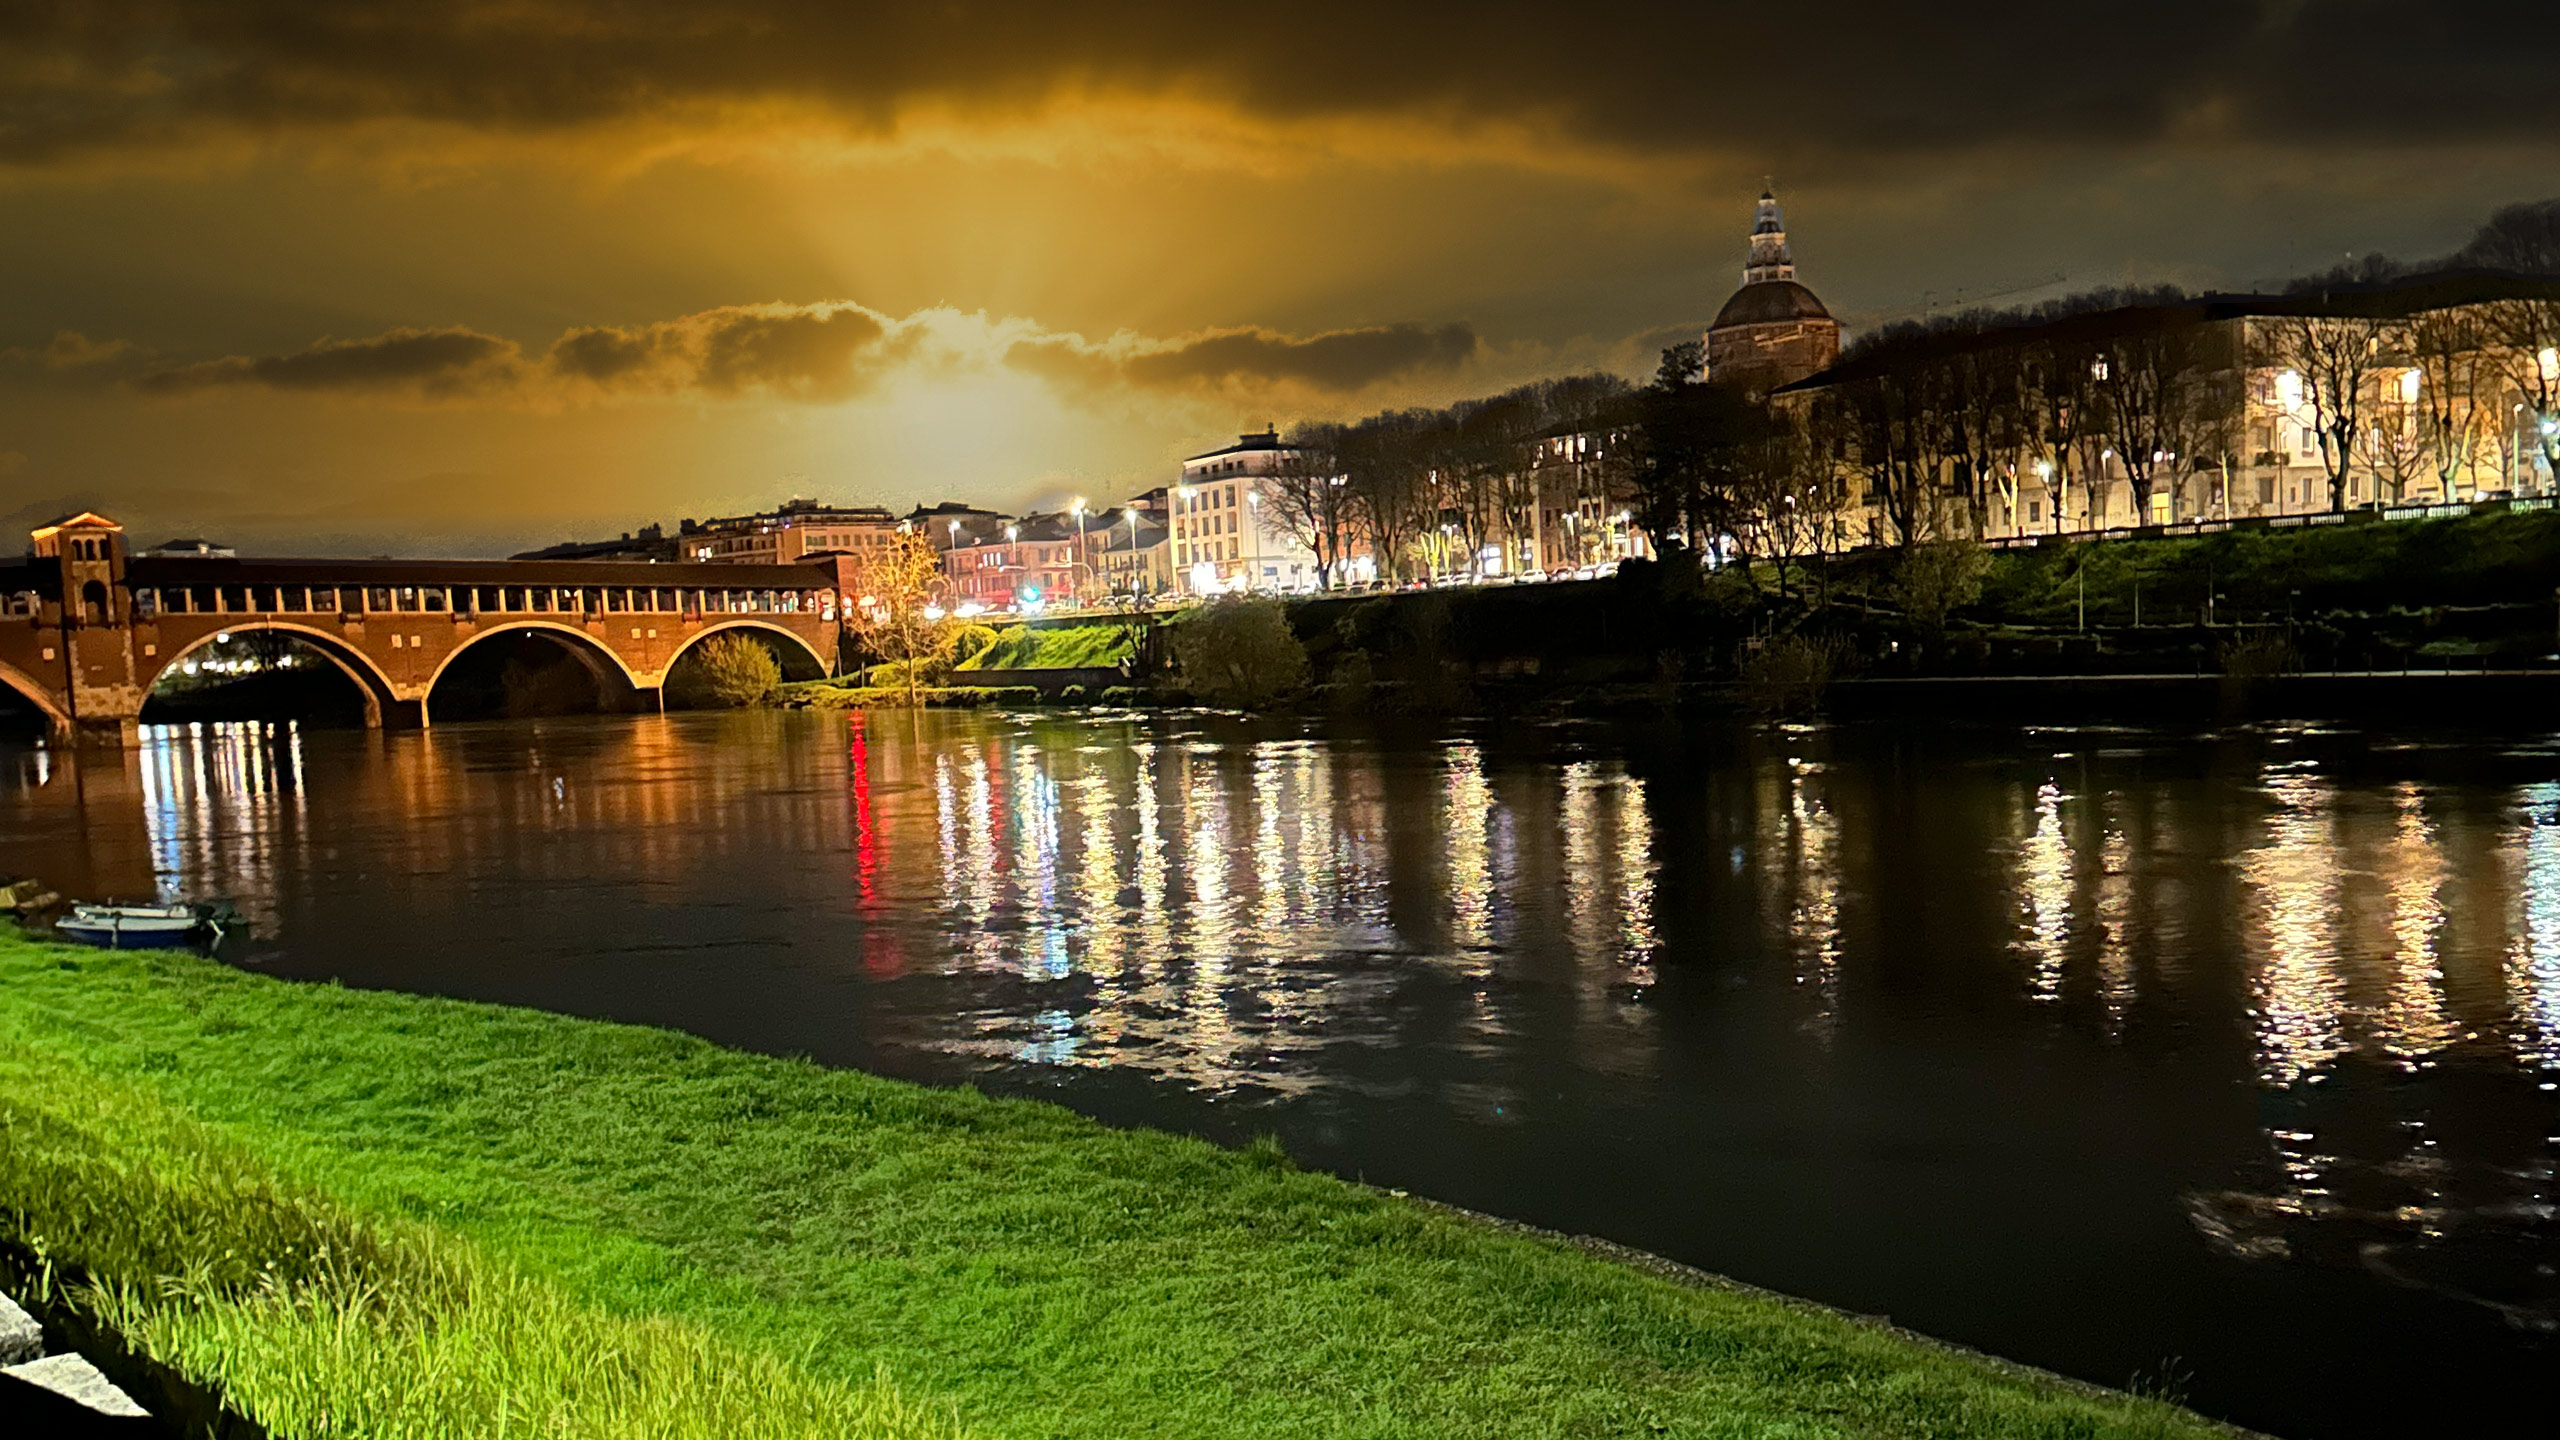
{"left": 0, "top": 933, "right": 2235, "bottom": 1440}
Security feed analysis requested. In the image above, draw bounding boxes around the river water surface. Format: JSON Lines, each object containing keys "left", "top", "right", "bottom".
{"left": 6, "top": 710, "right": 2558, "bottom": 1438}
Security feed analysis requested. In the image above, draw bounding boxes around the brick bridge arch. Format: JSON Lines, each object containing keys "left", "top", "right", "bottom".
{"left": 145, "top": 620, "right": 404, "bottom": 728}
{"left": 0, "top": 658, "right": 72, "bottom": 731}
{"left": 421, "top": 619, "right": 645, "bottom": 717}
{"left": 662, "top": 619, "right": 832, "bottom": 684}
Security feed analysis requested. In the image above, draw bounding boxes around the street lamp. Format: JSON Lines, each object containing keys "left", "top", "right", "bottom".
{"left": 1071, "top": 496, "right": 1088, "bottom": 607}
{"left": 1245, "top": 491, "right": 1261, "bottom": 593}
{"left": 1172, "top": 487, "right": 1194, "bottom": 595}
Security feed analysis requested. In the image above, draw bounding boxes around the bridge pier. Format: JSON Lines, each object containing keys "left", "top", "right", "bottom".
{"left": 66, "top": 715, "right": 142, "bottom": 748}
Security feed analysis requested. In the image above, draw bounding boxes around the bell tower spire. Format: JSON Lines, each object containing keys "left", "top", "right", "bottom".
{"left": 1744, "top": 188, "right": 1795, "bottom": 285}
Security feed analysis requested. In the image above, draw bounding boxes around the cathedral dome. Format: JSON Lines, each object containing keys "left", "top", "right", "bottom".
{"left": 1712, "top": 278, "right": 1833, "bottom": 330}
{"left": 1702, "top": 189, "right": 1841, "bottom": 393}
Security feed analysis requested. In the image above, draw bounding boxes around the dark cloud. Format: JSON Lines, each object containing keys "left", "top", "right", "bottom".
{"left": 133, "top": 326, "right": 519, "bottom": 395}
{"left": 5, "top": 3, "right": 2555, "bottom": 167}
{"left": 1019, "top": 321, "right": 1478, "bottom": 393}
{"left": 694, "top": 306, "right": 887, "bottom": 394}
{"left": 547, "top": 326, "right": 659, "bottom": 384}
{"left": 1128, "top": 322, "right": 1478, "bottom": 389}
{"left": 42, "top": 330, "right": 133, "bottom": 367}
{"left": 547, "top": 302, "right": 892, "bottom": 398}
{"left": 111, "top": 302, "right": 899, "bottom": 400}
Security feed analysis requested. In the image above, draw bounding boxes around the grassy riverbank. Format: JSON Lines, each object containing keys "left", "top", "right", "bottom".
{"left": 0, "top": 932, "right": 2235, "bottom": 1439}
{"left": 953, "top": 621, "right": 1135, "bottom": 671}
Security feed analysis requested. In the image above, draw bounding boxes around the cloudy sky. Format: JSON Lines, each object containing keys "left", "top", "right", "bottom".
{"left": 4, "top": 1, "right": 2555, "bottom": 554}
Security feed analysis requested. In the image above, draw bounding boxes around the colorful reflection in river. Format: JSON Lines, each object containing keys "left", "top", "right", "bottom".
{"left": 882, "top": 720, "right": 1662, "bottom": 1098}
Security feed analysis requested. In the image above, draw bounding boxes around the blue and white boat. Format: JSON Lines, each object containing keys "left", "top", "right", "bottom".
{"left": 56, "top": 903, "right": 227, "bottom": 950}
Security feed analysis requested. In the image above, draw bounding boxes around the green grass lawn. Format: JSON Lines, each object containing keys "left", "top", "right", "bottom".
{"left": 1968, "top": 508, "right": 2560, "bottom": 629}
{"left": 955, "top": 622, "right": 1135, "bottom": 671}
{"left": 0, "top": 933, "right": 2237, "bottom": 1439}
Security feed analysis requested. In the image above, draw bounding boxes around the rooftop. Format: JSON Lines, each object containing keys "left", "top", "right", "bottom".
{"left": 1712, "top": 279, "right": 1834, "bottom": 330}
{"left": 1184, "top": 429, "right": 1286, "bottom": 464}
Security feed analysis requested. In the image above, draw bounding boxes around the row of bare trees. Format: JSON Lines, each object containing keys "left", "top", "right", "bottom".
{"left": 1801, "top": 295, "right": 2247, "bottom": 545}
{"left": 1792, "top": 282, "right": 2560, "bottom": 547}
{"left": 1257, "top": 374, "right": 1635, "bottom": 586}
{"left": 2259, "top": 295, "right": 2560, "bottom": 511}
{"left": 1805, "top": 201, "right": 2560, "bottom": 543}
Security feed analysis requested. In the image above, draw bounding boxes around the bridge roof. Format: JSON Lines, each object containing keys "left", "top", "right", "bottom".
{"left": 124, "top": 556, "right": 832, "bottom": 588}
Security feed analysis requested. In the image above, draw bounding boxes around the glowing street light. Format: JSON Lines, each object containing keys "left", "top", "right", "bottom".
{"left": 1066, "top": 496, "right": 1091, "bottom": 606}
{"left": 1244, "top": 491, "right": 1260, "bottom": 592}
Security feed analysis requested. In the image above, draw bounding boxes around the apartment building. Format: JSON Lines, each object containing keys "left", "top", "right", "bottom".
{"left": 684, "top": 499, "right": 903, "bottom": 564}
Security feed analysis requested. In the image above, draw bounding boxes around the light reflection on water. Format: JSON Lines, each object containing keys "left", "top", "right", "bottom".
{"left": 891, "top": 724, "right": 1666, "bottom": 1100}
{"left": 6, "top": 711, "right": 2560, "bottom": 1438}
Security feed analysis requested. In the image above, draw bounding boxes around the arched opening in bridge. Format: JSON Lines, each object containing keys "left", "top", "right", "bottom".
{"left": 0, "top": 675, "right": 54, "bottom": 743}
{"left": 141, "top": 631, "right": 379, "bottom": 728}
{"left": 663, "top": 624, "right": 829, "bottom": 708}
{"left": 81, "top": 580, "right": 108, "bottom": 626}
{"left": 428, "top": 627, "right": 639, "bottom": 723}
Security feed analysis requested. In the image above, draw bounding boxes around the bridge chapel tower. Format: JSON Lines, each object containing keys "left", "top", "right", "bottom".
{"left": 28, "top": 512, "right": 145, "bottom": 742}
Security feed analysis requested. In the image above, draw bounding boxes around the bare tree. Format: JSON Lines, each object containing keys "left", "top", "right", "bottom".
{"left": 1450, "top": 387, "right": 1546, "bottom": 576}
{"left": 2404, "top": 308, "right": 2493, "bottom": 498}
{"left": 2455, "top": 198, "right": 2560, "bottom": 277}
{"left": 2019, "top": 338, "right": 2092, "bottom": 532}
{"left": 1339, "top": 410, "right": 1442, "bottom": 582}
{"left": 1932, "top": 341, "right": 2026, "bottom": 533}
{"left": 2481, "top": 295, "right": 2560, "bottom": 485}
{"left": 1829, "top": 357, "right": 1940, "bottom": 548}
{"left": 2088, "top": 319, "right": 2240, "bottom": 522}
{"left": 1258, "top": 424, "right": 1359, "bottom": 588}
{"left": 846, "top": 528, "right": 956, "bottom": 705}
{"left": 2368, "top": 382, "right": 2432, "bottom": 505}
{"left": 1736, "top": 415, "right": 1850, "bottom": 601}
{"left": 2253, "top": 310, "right": 2394, "bottom": 511}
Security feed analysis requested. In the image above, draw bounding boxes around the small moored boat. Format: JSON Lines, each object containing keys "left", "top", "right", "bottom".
{"left": 56, "top": 902, "right": 230, "bottom": 950}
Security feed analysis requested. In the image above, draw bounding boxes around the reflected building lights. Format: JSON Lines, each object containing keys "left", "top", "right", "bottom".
{"left": 2241, "top": 773, "right": 2347, "bottom": 1088}
{"left": 1445, "top": 742, "right": 1494, "bottom": 957}
{"left": 2377, "top": 784, "right": 2456, "bottom": 1068}
{"left": 2508, "top": 783, "right": 2560, "bottom": 1071}
{"left": 1761, "top": 756, "right": 1835, "bottom": 1037}
{"left": 2096, "top": 821, "right": 2134, "bottom": 1031}
{"left": 2020, "top": 780, "right": 2073, "bottom": 1004}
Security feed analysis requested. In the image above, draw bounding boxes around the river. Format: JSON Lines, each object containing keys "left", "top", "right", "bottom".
{"left": 6, "top": 709, "right": 2556, "bottom": 1438}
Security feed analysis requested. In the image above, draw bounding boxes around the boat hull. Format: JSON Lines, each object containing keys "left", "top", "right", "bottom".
{"left": 56, "top": 905, "right": 212, "bottom": 950}
{"left": 57, "top": 922, "right": 199, "bottom": 949}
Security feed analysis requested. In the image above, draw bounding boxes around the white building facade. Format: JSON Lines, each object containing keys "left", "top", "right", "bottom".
{"left": 1172, "top": 430, "right": 1327, "bottom": 595}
